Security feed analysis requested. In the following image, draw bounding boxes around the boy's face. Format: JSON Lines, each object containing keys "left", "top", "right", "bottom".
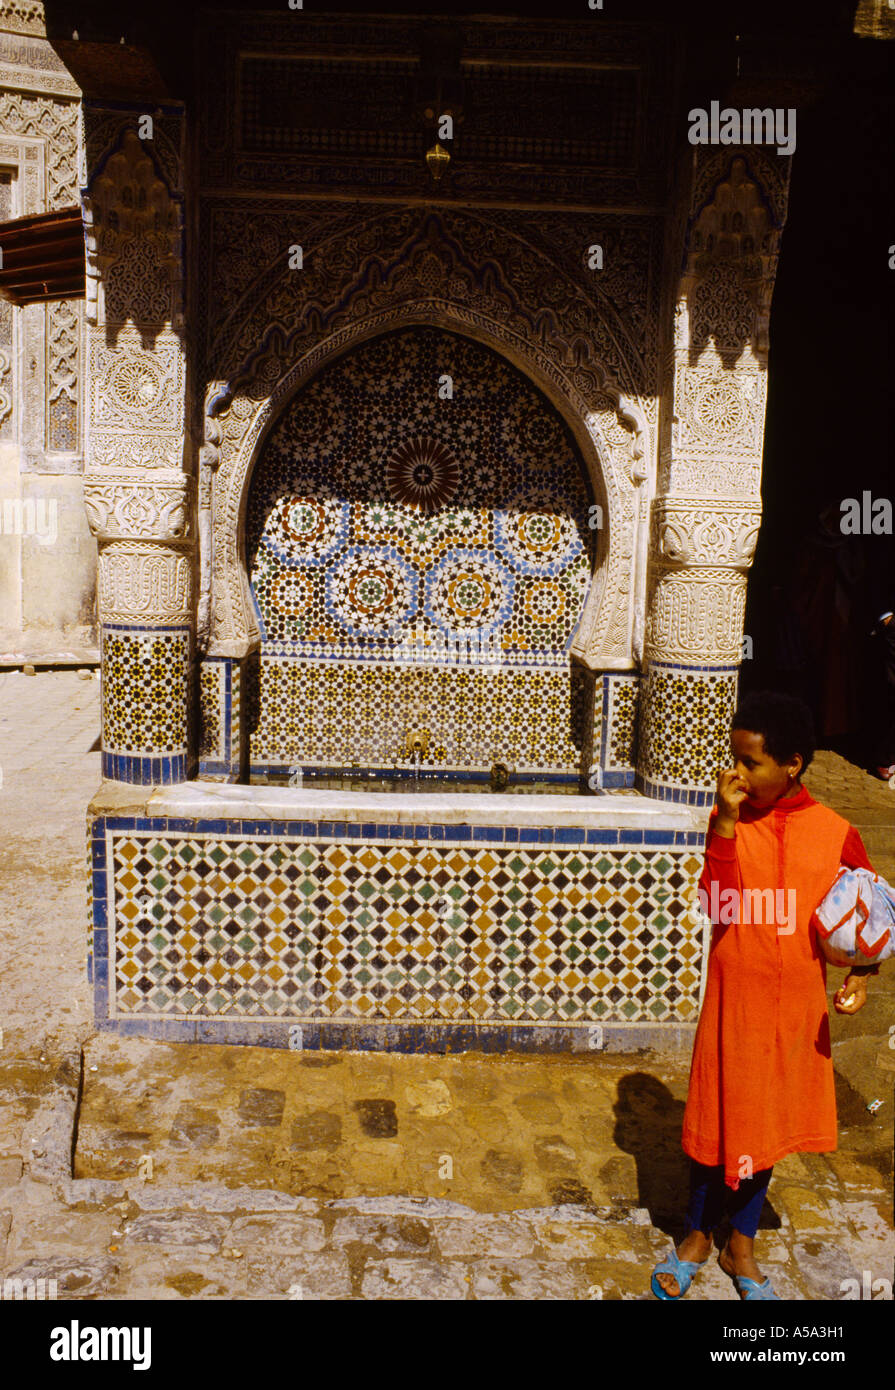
{"left": 729, "top": 728, "right": 801, "bottom": 805}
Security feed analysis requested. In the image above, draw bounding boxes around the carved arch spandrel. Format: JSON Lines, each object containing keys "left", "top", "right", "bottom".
{"left": 201, "top": 305, "right": 649, "bottom": 671}
{"left": 206, "top": 207, "right": 648, "bottom": 407}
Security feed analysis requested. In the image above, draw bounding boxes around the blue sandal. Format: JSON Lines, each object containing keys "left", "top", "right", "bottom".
{"left": 731, "top": 1274, "right": 779, "bottom": 1300}
{"left": 651, "top": 1247, "right": 708, "bottom": 1300}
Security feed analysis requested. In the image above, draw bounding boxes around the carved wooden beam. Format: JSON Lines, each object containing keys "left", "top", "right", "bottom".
{"left": 0, "top": 206, "right": 85, "bottom": 305}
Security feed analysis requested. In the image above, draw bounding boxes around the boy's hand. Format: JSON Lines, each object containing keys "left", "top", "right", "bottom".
{"left": 714, "top": 768, "right": 748, "bottom": 837}
{"left": 833, "top": 975, "right": 869, "bottom": 1014}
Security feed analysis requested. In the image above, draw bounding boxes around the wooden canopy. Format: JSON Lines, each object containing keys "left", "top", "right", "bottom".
{"left": 0, "top": 207, "right": 85, "bottom": 305}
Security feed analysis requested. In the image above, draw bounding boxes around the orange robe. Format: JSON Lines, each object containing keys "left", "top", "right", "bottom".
{"left": 681, "top": 784, "right": 873, "bottom": 1186}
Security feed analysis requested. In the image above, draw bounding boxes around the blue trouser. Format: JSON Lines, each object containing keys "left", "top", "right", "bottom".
{"left": 684, "top": 1160, "right": 773, "bottom": 1240}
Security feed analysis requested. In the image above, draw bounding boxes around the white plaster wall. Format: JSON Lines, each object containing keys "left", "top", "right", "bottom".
{"left": 0, "top": 440, "right": 22, "bottom": 625}
{"left": 20, "top": 474, "right": 95, "bottom": 630}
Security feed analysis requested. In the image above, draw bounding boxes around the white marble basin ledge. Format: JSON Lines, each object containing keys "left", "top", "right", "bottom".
{"left": 146, "top": 781, "right": 709, "bottom": 831}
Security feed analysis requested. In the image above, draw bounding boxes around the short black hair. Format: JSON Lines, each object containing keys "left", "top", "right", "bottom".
{"left": 730, "top": 690, "right": 816, "bottom": 772}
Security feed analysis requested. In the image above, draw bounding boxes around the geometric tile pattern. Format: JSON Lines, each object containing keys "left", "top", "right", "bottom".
{"left": 100, "top": 623, "right": 192, "bottom": 784}
{"left": 102, "top": 624, "right": 191, "bottom": 754}
{"left": 198, "top": 661, "right": 224, "bottom": 762}
{"left": 638, "top": 661, "right": 739, "bottom": 806}
{"left": 589, "top": 673, "right": 640, "bottom": 789}
{"left": 198, "top": 657, "right": 242, "bottom": 781}
{"left": 247, "top": 327, "right": 594, "bottom": 659}
{"left": 248, "top": 659, "right": 589, "bottom": 782}
{"left": 606, "top": 675, "right": 639, "bottom": 771}
{"left": 245, "top": 326, "right": 597, "bottom": 780}
{"left": 90, "top": 817, "right": 707, "bottom": 1033}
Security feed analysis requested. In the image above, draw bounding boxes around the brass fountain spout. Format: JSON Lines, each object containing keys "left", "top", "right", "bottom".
{"left": 404, "top": 728, "right": 431, "bottom": 758}
{"left": 490, "top": 761, "right": 511, "bottom": 791}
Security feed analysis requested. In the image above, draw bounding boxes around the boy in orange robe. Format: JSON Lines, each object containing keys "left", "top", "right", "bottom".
{"left": 652, "top": 691, "right": 878, "bottom": 1300}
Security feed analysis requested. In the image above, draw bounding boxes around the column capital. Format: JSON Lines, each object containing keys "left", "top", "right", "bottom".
{"left": 83, "top": 471, "right": 194, "bottom": 543}
{"left": 650, "top": 497, "right": 761, "bottom": 571}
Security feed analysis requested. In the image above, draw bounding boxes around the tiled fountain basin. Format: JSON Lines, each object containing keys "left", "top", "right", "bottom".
{"left": 88, "top": 784, "right": 711, "bottom": 1052}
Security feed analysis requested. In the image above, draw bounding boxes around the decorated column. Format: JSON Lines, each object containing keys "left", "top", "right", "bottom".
{"left": 639, "top": 151, "right": 790, "bottom": 803}
{"left": 80, "top": 104, "right": 193, "bottom": 783}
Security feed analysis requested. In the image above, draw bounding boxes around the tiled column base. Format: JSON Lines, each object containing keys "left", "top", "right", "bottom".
{"left": 636, "top": 660, "right": 738, "bottom": 806}
{"left": 198, "top": 656, "right": 242, "bottom": 781}
{"left": 88, "top": 783, "right": 711, "bottom": 1050}
{"left": 101, "top": 623, "right": 193, "bottom": 784}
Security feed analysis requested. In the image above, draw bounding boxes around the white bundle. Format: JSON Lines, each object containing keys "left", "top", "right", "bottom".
{"left": 813, "top": 866, "right": 895, "bottom": 967}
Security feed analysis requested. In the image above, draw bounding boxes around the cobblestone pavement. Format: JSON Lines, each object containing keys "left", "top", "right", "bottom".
{"left": 0, "top": 672, "right": 892, "bottom": 1300}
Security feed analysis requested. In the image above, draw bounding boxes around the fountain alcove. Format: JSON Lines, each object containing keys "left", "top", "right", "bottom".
{"left": 87, "top": 321, "right": 712, "bottom": 1052}
{"left": 82, "top": 84, "right": 783, "bottom": 1051}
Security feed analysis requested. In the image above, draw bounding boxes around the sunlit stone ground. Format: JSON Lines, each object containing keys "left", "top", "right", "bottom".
{"left": 0, "top": 671, "right": 891, "bottom": 1299}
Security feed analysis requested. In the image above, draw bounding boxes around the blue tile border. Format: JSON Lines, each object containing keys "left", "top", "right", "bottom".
{"left": 102, "top": 622, "right": 191, "bottom": 635}
{"left": 602, "top": 769, "right": 635, "bottom": 789}
{"left": 646, "top": 659, "right": 740, "bottom": 674}
{"left": 638, "top": 776, "right": 716, "bottom": 807}
{"left": 102, "top": 751, "right": 188, "bottom": 785}
{"left": 89, "top": 813, "right": 709, "bottom": 851}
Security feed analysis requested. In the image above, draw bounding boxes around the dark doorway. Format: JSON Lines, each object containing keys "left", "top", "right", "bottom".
{"left": 742, "top": 37, "right": 895, "bottom": 772}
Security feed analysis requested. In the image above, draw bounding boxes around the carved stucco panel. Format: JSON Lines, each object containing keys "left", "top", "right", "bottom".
{"left": 652, "top": 499, "right": 762, "bottom": 569}
{"left": 46, "top": 297, "right": 80, "bottom": 452}
{"left": 675, "top": 358, "right": 762, "bottom": 457}
{"left": 655, "top": 149, "right": 788, "bottom": 511}
{"left": 97, "top": 540, "right": 193, "bottom": 624}
{"left": 85, "top": 325, "right": 185, "bottom": 472}
{"left": 645, "top": 567, "right": 748, "bottom": 665}
{"left": 83, "top": 472, "right": 192, "bottom": 542}
{"left": 81, "top": 107, "right": 184, "bottom": 201}
{"left": 0, "top": 87, "right": 77, "bottom": 208}
{"left": 0, "top": 4, "right": 51, "bottom": 38}
{"left": 81, "top": 109, "right": 185, "bottom": 336}
{"left": 88, "top": 327, "right": 184, "bottom": 431}
{"left": 208, "top": 208, "right": 648, "bottom": 410}
{"left": 0, "top": 82, "right": 83, "bottom": 459}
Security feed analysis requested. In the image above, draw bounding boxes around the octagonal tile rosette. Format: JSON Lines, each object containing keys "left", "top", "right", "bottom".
{"left": 521, "top": 578, "right": 569, "bottom": 628}
{"left": 385, "top": 436, "right": 460, "bottom": 514}
{"left": 495, "top": 488, "right": 585, "bottom": 576}
{"left": 262, "top": 494, "right": 349, "bottom": 567}
{"left": 283, "top": 386, "right": 347, "bottom": 462}
{"left": 326, "top": 547, "right": 418, "bottom": 635}
{"left": 499, "top": 397, "right": 567, "bottom": 458}
{"left": 424, "top": 550, "right": 515, "bottom": 636}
